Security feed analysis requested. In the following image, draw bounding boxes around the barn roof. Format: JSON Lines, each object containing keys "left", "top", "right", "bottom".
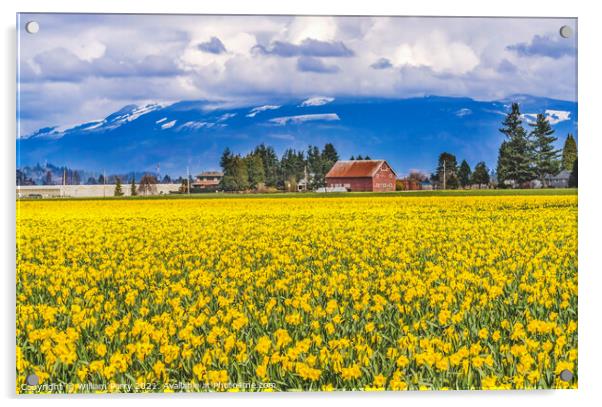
{"left": 326, "top": 160, "right": 395, "bottom": 178}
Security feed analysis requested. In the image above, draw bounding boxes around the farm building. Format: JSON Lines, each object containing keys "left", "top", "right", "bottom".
{"left": 325, "top": 160, "right": 396, "bottom": 192}
{"left": 546, "top": 170, "right": 571, "bottom": 188}
{"left": 192, "top": 171, "right": 223, "bottom": 190}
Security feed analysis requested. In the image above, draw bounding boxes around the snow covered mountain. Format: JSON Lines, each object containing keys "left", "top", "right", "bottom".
{"left": 17, "top": 95, "right": 578, "bottom": 176}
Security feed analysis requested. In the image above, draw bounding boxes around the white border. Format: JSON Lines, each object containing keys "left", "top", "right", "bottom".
{"left": 2, "top": 1, "right": 601, "bottom": 407}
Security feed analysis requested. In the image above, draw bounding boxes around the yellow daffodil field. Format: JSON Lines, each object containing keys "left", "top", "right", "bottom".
{"left": 16, "top": 193, "right": 578, "bottom": 393}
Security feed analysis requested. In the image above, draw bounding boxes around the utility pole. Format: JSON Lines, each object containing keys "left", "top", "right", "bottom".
{"left": 103, "top": 170, "right": 106, "bottom": 198}
{"left": 62, "top": 167, "right": 66, "bottom": 197}
{"left": 443, "top": 160, "right": 446, "bottom": 190}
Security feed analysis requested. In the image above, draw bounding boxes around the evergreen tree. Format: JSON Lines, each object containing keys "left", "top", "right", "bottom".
{"left": 471, "top": 162, "right": 490, "bottom": 188}
{"left": 496, "top": 141, "right": 511, "bottom": 187}
{"left": 458, "top": 160, "right": 472, "bottom": 188}
{"left": 364, "top": 155, "right": 371, "bottom": 160}
{"left": 322, "top": 143, "right": 339, "bottom": 164}
{"left": 220, "top": 154, "right": 249, "bottom": 191}
{"left": 446, "top": 173, "right": 459, "bottom": 189}
{"left": 320, "top": 143, "right": 339, "bottom": 186}
{"left": 114, "top": 177, "right": 124, "bottom": 196}
{"left": 280, "top": 149, "right": 305, "bottom": 187}
{"left": 246, "top": 154, "right": 265, "bottom": 189}
{"left": 561, "top": 134, "right": 578, "bottom": 171}
{"left": 307, "top": 145, "right": 324, "bottom": 190}
{"left": 43, "top": 171, "right": 53, "bottom": 185}
{"left": 530, "top": 113, "right": 560, "bottom": 187}
{"left": 232, "top": 156, "right": 249, "bottom": 191}
{"left": 568, "top": 158, "right": 578, "bottom": 188}
{"left": 72, "top": 171, "right": 81, "bottom": 185}
{"left": 497, "top": 103, "right": 535, "bottom": 186}
{"left": 130, "top": 177, "right": 137, "bottom": 196}
{"left": 98, "top": 174, "right": 105, "bottom": 185}
{"left": 356, "top": 155, "right": 364, "bottom": 160}
{"left": 435, "top": 152, "right": 458, "bottom": 189}
{"left": 349, "top": 155, "right": 355, "bottom": 160}
{"left": 252, "top": 144, "right": 280, "bottom": 187}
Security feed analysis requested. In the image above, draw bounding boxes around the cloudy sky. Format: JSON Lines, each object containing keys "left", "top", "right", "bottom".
{"left": 17, "top": 14, "right": 577, "bottom": 135}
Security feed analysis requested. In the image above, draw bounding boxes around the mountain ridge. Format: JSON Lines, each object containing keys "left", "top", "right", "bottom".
{"left": 17, "top": 95, "right": 578, "bottom": 176}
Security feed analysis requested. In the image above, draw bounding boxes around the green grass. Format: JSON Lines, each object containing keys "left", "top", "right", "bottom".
{"left": 17, "top": 188, "right": 577, "bottom": 202}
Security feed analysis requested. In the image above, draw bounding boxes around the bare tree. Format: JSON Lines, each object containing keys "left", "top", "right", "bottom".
{"left": 137, "top": 174, "right": 158, "bottom": 196}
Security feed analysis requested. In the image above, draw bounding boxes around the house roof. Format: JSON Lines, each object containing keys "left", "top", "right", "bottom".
{"left": 197, "top": 171, "right": 223, "bottom": 177}
{"left": 555, "top": 170, "right": 571, "bottom": 179}
{"left": 326, "top": 160, "right": 395, "bottom": 178}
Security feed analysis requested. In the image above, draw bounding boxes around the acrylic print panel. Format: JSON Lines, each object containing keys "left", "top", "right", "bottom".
{"left": 16, "top": 14, "right": 578, "bottom": 393}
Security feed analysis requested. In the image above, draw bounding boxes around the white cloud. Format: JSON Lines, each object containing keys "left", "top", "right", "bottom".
{"left": 545, "top": 109, "right": 571, "bottom": 124}
{"left": 523, "top": 110, "right": 571, "bottom": 125}
{"left": 17, "top": 14, "right": 577, "bottom": 134}
{"left": 393, "top": 31, "right": 479, "bottom": 75}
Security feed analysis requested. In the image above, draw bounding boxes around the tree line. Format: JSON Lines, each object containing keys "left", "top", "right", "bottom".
{"left": 496, "top": 103, "right": 577, "bottom": 188}
{"left": 430, "top": 103, "right": 577, "bottom": 189}
{"left": 219, "top": 143, "right": 341, "bottom": 192}
{"left": 428, "top": 153, "right": 491, "bottom": 189}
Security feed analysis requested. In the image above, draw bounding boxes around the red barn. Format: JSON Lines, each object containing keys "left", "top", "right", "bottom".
{"left": 325, "top": 160, "right": 397, "bottom": 192}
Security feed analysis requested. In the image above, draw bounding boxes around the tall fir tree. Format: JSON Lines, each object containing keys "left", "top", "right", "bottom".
{"left": 530, "top": 113, "right": 560, "bottom": 187}
{"left": 458, "top": 160, "right": 472, "bottom": 188}
{"left": 279, "top": 149, "right": 305, "bottom": 187}
{"left": 561, "top": 134, "right": 578, "bottom": 171}
{"left": 321, "top": 143, "right": 339, "bottom": 186}
{"left": 435, "top": 152, "right": 458, "bottom": 189}
{"left": 130, "top": 177, "right": 137, "bottom": 196}
{"left": 307, "top": 145, "right": 324, "bottom": 190}
{"left": 321, "top": 143, "right": 339, "bottom": 165}
{"left": 246, "top": 154, "right": 265, "bottom": 189}
{"left": 114, "top": 177, "right": 124, "bottom": 196}
{"left": 497, "top": 103, "right": 535, "bottom": 186}
{"left": 568, "top": 158, "right": 578, "bottom": 188}
{"left": 496, "top": 141, "right": 511, "bottom": 187}
{"left": 252, "top": 144, "right": 280, "bottom": 187}
{"left": 471, "top": 162, "right": 490, "bottom": 188}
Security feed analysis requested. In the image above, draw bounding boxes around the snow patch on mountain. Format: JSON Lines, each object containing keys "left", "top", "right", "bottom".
{"left": 299, "top": 97, "right": 334, "bottom": 107}
{"left": 115, "top": 104, "right": 163, "bottom": 124}
{"left": 217, "top": 113, "right": 237, "bottom": 122}
{"left": 178, "top": 121, "right": 224, "bottom": 131}
{"left": 269, "top": 113, "right": 340, "bottom": 125}
{"left": 161, "top": 120, "right": 177, "bottom": 130}
{"left": 246, "top": 105, "right": 281, "bottom": 118}
{"left": 455, "top": 108, "right": 472, "bottom": 117}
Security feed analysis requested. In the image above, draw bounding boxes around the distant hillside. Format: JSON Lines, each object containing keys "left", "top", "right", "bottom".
{"left": 17, "top": 95, "right": 577, "bottom": 176}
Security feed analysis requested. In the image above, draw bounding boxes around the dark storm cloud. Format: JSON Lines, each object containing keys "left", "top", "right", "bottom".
{"left": 198, "top": 37, "right": 227, "bottom": 54}
{"left": 296, "top": 57, "right": 340, "bottom": 73}
{"left": 507, "top": 34, "right": 575, "bottom": 59}
{"left": 253, "top": 38, "right": 354, "bottom": 58}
